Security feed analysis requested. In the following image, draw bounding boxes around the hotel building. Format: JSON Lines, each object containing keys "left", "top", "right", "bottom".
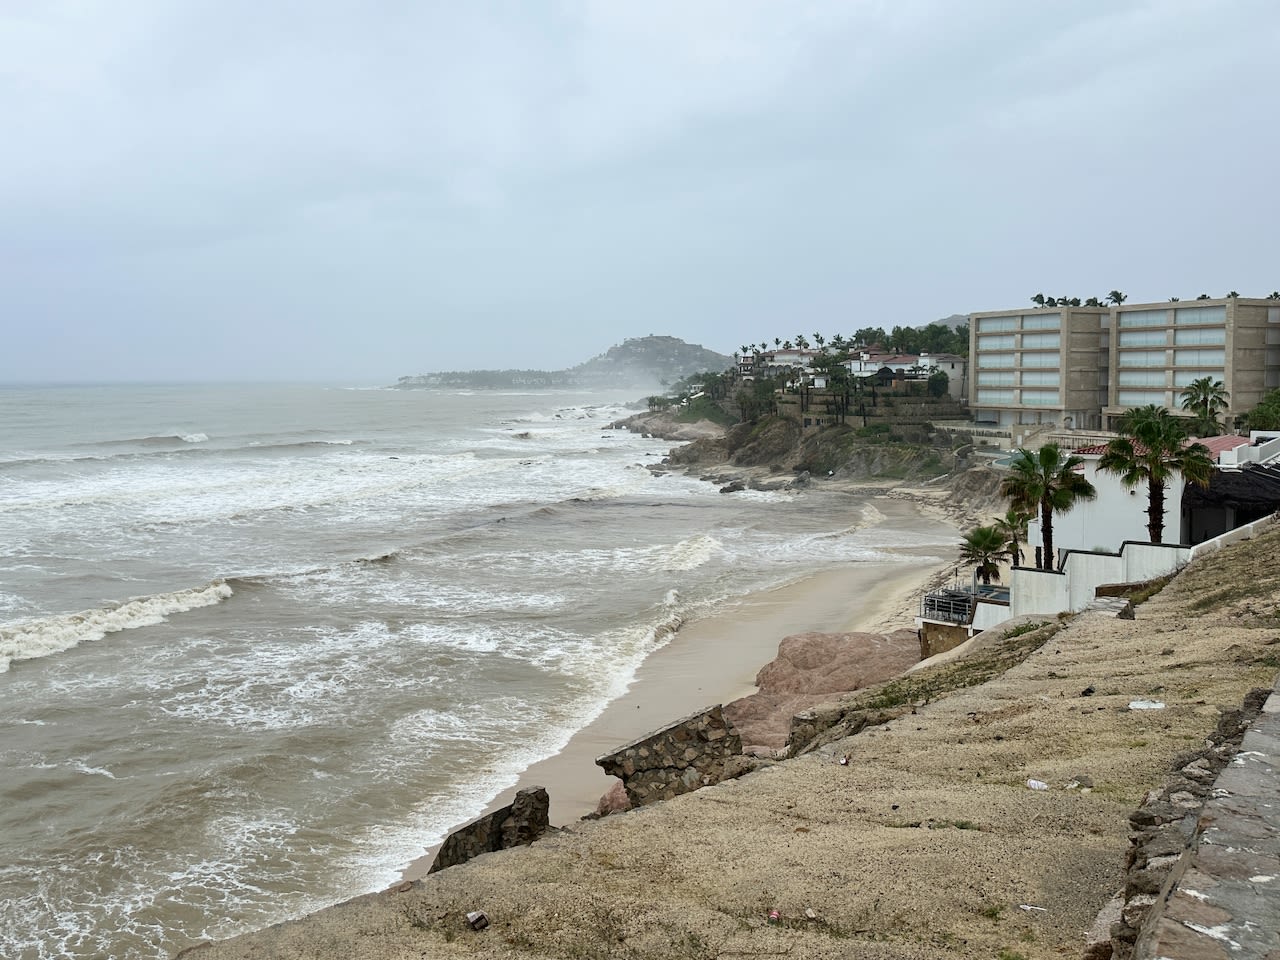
{"left": 970, "top": 298, "right": 1280, "bottom": 430}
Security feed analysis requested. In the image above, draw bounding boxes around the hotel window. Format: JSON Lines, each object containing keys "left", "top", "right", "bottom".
{"left": 1118, "top": 370, "right": 1166, "bottom": 387}
{"left": 976, "top": 389, "right": 1014, "bottom": 403}
{"left": 1174, "top": 327, "right": 1225, "bottom": 345}
{"left": 1118, "top": 309, "right": 1170, "bottom": 328}
{"left": 1173, "top": 369, "right": 1225, "bottom": 388}
{"left": 1019, "top": 389, "right": 1060, "bottom": 406}
{"left": 1021, "top": 313, "right": 1060, "bottom": 331}
{"left": 1020, "top": 370, "right": 1060, "bottom": 386}
{"left": 977, "top": 316, "right": 1017, "bottom": 332}
{"left": 1174, "top": 349, "right": 1226, "bottom": 367}
{"left": 1019, "top": 352, "right": 1059, "bottom": 367}
{"left": 1117, "top": 390, "right": 1167, "bottom": 406}
{"left": 1175, "top": 305, "right": 1226, "bottom": 325}
{"left": 1020, "top": 332, "right": 1060, "bottom": 349}
{"left": 979, "top": 334, "right": 1015, "bottom": 350}
{"left": 1118, "top": 350, "right": 1165, "bottom": 367}
{"left": 1118, "top": 329, "right": 1168, "bottom": 347}
{"left": 976, "top": 352, "right": 1014, "bottom": 368}
{"left": 977, "top": 371, "right": 1015, "bottom": 385}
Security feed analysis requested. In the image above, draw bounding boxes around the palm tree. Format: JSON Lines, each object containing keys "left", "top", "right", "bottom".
{"left": 1268, "top": 291, "right": 1280, "bottom": 300}
{"left": 993, "top": 507, "right": 1030, "bottom": 568}
{"left": 774, "top": 337, "right": 782, "bottom": 348}
{"left": 813, "top": 333, "right": 826, "bottom": 350}
{"left": 794, "top": 334, "right": 809, "bottom": 349}
{"left": 1085, "top": 297, "right": 1102, "bottom": 307}
{"left": 959, "top": 525, "right": 1008, "bottom": 586}
{"left": 1178, "top": 377, "right": 1229, "bottom": 435}
{"left": 1196, "top": 293, "right": 1211, "bottom": 300}
{"left": 1031, "top": 293, "right": 1046, "bottom": 307}
{"left": 1226, "top": 291, "right": 1240, "bottom": 298}
{"left": 1099, "top": 405, "right": 1214, "bottom": 544}
{"left": 1106, "top": 290, "right": 1127, "bottom": 305}
{"left": 1169, "top": 296, "right": 1180, "bottom": 302}
{"left": 999, "top": 444, "right": 1097, "bottom": 570}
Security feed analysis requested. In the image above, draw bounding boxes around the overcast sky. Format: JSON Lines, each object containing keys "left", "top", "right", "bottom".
{"left": 3, "top": 1, "right": 1278, "bottom": 384}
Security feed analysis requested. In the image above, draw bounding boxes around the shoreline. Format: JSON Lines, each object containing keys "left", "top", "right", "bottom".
{"left": 402, "top": 493, "right": 957, "bottom": 879}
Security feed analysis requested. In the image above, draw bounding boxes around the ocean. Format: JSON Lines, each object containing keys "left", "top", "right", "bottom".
{"left": 0, "top": 383, "right": 951, "bottom": 959}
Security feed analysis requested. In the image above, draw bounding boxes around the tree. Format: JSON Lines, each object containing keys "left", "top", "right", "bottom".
{"left": 794, "top": 334, "right": 809, "bottom": 349}
{"left": 1178, "top": 377, "right": 1229, "bottom": 435}
{"left": 774, "top": 337, "right": 782, "bottom": 348}
{"left": 1085, "top": 297, "right": 1102, "bottom": 307}
{"left": 1099, "top": 405, "right": 1214, "bottom": 545}
{"left": 926, "top": 369, "right": 949, "bottom": 398}
{"left": 1031, "top": 293, "right": 1046, "bottom": 306}
{"left": 959, "top": 525, "right": 1008, "bottom": 586}
{"left": 1196, "top": 293, "right": 1211, "bottom": 300}
{"left": 1242, "top": 388, "right": 1280, "bottom": 430}
{"left": 993, "top": 507, "right": 1030, "bottom": 568}
{"left": 999, "top": 444, "right": 1097, "bottom": 570}
{"left": 1169, "top": 296, "right": 1180, "bottom": 302}
{"left": 1268, "top": 291, "right": 1280, "bottom": 300}
{"left": 1226, "top": 291, "right": 1240, "bottom": 298}
{"left": 1106, "top": 290, "right": 1128, "bottom": 305}
{"left": 813, "top": 333, "right": 826, "bottom": 350}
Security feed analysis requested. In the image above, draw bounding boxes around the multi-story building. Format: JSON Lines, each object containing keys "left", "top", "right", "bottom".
{"left": 970, "top": 297, "right": 1280, "bottom": 430}
{"left": 1105, "top": 298, "right": 1280, "bottom": 428}
{"left": 969, "top": 306, "right": 1109, "bottom": 429}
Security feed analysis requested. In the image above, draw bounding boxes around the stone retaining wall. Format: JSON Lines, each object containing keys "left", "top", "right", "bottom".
{"left": 429, "top": 786, "right": 550, "bottom": 874}
{"left": 596, "top": 705, "right": 742, "bottom": 808}
{"left": 1093, "top": 688, "right": 1271, "bottom": 959}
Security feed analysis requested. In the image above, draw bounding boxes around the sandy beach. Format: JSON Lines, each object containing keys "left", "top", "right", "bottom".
{"left": 399, "top": 488, "right": 962, "bottom": 880}
{"left": 405, "top": 514, "right": 956, "bottom": 875}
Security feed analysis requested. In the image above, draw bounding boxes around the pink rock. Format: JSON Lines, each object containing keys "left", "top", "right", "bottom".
{"left": 594, "top": 780, "right": 631, "bottom": 817}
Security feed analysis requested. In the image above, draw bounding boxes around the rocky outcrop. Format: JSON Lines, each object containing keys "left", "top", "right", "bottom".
{"left": 724, "top": 629, "right": 919, "bottom": 753}
{"left": 595, "top": 705, "right": 742, "bottom": 808}
{"left": 428, "top": 787, "right": 550, "bottom": 873}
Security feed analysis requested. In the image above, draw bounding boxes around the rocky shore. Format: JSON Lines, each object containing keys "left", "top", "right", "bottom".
{"left": 185, "top": 493, "right": 1280, "bottom": 959}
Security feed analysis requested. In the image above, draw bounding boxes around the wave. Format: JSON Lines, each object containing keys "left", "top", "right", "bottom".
{"left": 0, "top": 581, "right": 234, "bottom": 673}
{"left": 90, "top": 433, "right": 209, "bottom": 447}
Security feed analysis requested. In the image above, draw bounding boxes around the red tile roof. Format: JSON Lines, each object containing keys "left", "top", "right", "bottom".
{"left": 1072, "top": 434, "right": 1249, "bottom": 462}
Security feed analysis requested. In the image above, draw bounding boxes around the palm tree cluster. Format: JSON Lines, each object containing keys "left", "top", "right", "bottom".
{"left": 998, "top": 444, "right": 1096, "bottom": 570}
{"left": 1029, "top": 291, "right": 1125, "bottom": 308}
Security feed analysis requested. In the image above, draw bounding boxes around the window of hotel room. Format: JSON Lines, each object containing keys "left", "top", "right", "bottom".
{"left": 1118, "top": 309, "right": 1170, "bottom": 327}
{"left": 976, "top": 317, "right": 1017, "bottom": 332}
{"left": 1118, "top": 370, "right": 1166, "bottom": 387}
{"left": 1020, "top": 314, "right": 1060, "bottom": 330}
{"left": 1175, "top": 305, "right": 1226, "bottom": 325}
{"left": 1174, "top": 349, "right": 1226, "bottom": 366}
{"left": 1173, "top": 369, "right": 1225, "bottom": 387}
{"left": 1117, "top": 390, "right": 1167, "bottom": 406}
{"left": 1019, "top": 352, "right": 1059, "bottom": 367}
{"left": 1019, "top": 390, "right": 1060, "bottom": 405}
{"left": 1020, "top": 332, "right": 1060, "bottom": 349}
{"left": 975, "top": 352, "right": 1014, "bottom": 368}
{"left": 1117, "top": 350, "right": 1165, "bottom": 367}
{"left": 979, "top": 334, "right": 1015, "bottom": 350}
{"left": 1118, "top": 329, "right": 1168, "bottom": 347}
{"left": 1019, "top": 370, "right": 1060, "bottom": 386}
{"left": 1174, "top": 327, "right": 1225, "bottom": 345}
{"left": 977, "top": 371, "right": 1015, "bottom": 385}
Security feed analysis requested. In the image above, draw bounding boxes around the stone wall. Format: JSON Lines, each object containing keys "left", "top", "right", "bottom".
{"left": 596, "top": 705, "right": 741, "bottom": 808}
{"left": 918, "top": 621, "right": 969, "bottom": 660}
{"left": 429, "top": 786, "right": 550, "bottom": 874}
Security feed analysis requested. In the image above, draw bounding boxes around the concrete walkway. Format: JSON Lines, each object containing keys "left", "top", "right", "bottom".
{"left": 1135, "top": 679, "right": 1280, "bottom": 959}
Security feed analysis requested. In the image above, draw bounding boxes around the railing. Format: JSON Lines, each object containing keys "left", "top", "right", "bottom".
{"left": 919, "top": 589, "right": 975, "bottom": 624}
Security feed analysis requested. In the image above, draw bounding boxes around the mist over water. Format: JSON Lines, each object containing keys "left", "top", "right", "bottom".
{"left": 0, "top": 384, "right": 951, "bottom": 959}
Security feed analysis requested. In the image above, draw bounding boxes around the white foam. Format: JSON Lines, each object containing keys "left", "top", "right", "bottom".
{"left": 180, "top": 433, "right": 209, "bottom": 444}
{"left": 0, "top": 581, "right": 233, "bottom": 672}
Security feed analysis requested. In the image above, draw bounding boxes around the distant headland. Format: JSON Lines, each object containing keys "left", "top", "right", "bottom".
{"left": 392, "top": 335, "right": 732, "bottom": 390}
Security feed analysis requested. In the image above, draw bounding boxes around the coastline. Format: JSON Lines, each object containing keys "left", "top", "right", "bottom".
{"left": 403, "top": 493, "right": 956, "bottom": 878}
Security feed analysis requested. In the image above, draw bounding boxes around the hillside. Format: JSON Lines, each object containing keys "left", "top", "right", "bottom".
{"left": 393, "top": 336, "right": 732, "bottom": 390}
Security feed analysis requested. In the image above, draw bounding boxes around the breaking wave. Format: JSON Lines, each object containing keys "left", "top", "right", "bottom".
{"left": 0, "top": 581, "right": 234, "bottom": 673}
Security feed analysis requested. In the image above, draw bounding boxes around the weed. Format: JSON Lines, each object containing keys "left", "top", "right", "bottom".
{"left": 998, "top": 949, "right": 1030, "bottom": 960}
{"left": 979, "top": 904, "right": 1003, "bottom": 920}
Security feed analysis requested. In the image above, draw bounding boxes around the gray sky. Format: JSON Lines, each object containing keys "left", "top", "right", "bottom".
{"left": 3, "top": 1, "right": 1278, "bottom": 384}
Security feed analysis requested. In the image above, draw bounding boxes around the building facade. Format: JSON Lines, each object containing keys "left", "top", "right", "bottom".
{"left": 969, "top": 306, "right": 1109, "bottom": 429}
{"left": 970, "top": 298, "right": 1280, "bottom": 430}
{"left": 1105, "top": 298, "right": 1280, "bottom": 428}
